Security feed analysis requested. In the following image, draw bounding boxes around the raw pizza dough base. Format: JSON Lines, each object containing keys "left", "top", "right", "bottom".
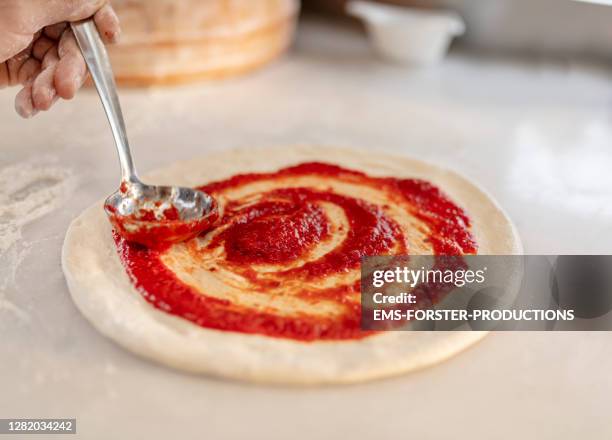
{"left": 62, "top": 146, "right": 522, "bottom": 384}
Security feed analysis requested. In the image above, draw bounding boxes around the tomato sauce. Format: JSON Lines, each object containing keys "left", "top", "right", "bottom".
{"left": 113, "top": 162, "right": 477, "bottom": 341}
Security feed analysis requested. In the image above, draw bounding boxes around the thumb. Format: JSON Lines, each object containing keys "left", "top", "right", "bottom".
{"left": 31, "top": 0, "right": 107, "bottom": 29}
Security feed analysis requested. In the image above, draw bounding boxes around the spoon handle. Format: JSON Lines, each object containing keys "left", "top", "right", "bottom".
{"left": 71, "top": 19, "right": 139, "bottom": 183}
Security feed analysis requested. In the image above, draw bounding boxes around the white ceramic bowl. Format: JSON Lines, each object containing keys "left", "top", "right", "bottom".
{"left": 347, "top": 0, "right": 465, "bottom": 66}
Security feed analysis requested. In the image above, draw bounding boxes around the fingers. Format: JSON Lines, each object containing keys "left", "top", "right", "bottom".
{"left": 9, "top": 0, "right": 121, "bottom": 118}
{"left": 18, "top": 58, "right": 41, "bottom": 84}
{"left": 32, "top": 36, "right": 55, "bottom": 61}
{"left": 1, "top": 43, "right": 40, "bottom": 88}
{"left": 2, "top": 40, "right": 40, "bottom": 92}
{"left": 3, "top": 1, "right": 117, "bottom": 64}
{"left": 32, "top": 0, "right": 107, "bottom": 29}
{"left": 14, "top": 43, "right": 62, "bottom": 118}
{"left": 32, "top": 47, "right": 60, "bottom": 111}
{"left": 94, "top": 4, "right": 121, "bottom": 44}
{"left": 15, "top": 28, "right": 87, "bottom": 118}
{"left": 15, "top": 81, "right": 37, "bottom": 119}
{"left": 54, "top": 30, "right": 87, "bottom": 100}
{"left": 6, "top": 46, "right": 32, "bottom": 87}
{"left": 31, "top": 1, "right": 121, "bottom": 43}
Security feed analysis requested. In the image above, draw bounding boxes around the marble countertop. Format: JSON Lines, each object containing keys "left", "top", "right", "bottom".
{"left": 1, "top": 18, "right": 611, "bottom": 440}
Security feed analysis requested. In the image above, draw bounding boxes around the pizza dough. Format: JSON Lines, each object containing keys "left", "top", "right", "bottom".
{"left": 62, "top": 146, "right": 522, "bottom": 384}
{"left": 107, "top": 0, "right": 299, "bottom": 85}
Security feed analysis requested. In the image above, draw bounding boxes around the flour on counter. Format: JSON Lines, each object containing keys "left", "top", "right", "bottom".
{"left": 0, "top": 161, "right": 75, "bottom": 253}
{"left": 0, "top": 160, "right": 76, "bottom": 319}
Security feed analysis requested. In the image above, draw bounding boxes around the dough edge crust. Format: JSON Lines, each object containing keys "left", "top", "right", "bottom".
{"left": 62, "top": 145, "right": 522, "bottom": 385}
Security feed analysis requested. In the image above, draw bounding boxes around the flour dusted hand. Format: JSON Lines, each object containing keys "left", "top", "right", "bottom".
{"left": 0, "top": 0, "right": 120, "bottom": 118}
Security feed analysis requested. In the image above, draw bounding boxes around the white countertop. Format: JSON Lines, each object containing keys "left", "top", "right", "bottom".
{"left": 1, "top": 18, "right": 611, "bottom": 440}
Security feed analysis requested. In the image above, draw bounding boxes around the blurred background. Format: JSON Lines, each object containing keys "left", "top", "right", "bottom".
{"left": 104, "top": 0, "right": 612, "bottom": 85}
{"left": 307, "top": 0, "right": 612, "bottom": 57}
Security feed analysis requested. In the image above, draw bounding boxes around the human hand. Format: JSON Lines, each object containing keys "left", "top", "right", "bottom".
{"left": 0, "top": 0, "right": 120, "bottom": 118}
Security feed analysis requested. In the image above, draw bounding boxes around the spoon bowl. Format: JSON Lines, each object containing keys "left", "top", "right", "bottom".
{"left": 104, "top": 182, "right": 218, "bottom": 248}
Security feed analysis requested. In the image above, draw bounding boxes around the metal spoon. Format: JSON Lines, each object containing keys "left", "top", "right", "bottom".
{"left": 70, "top": 19, "right": 218, "bottom": 248}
